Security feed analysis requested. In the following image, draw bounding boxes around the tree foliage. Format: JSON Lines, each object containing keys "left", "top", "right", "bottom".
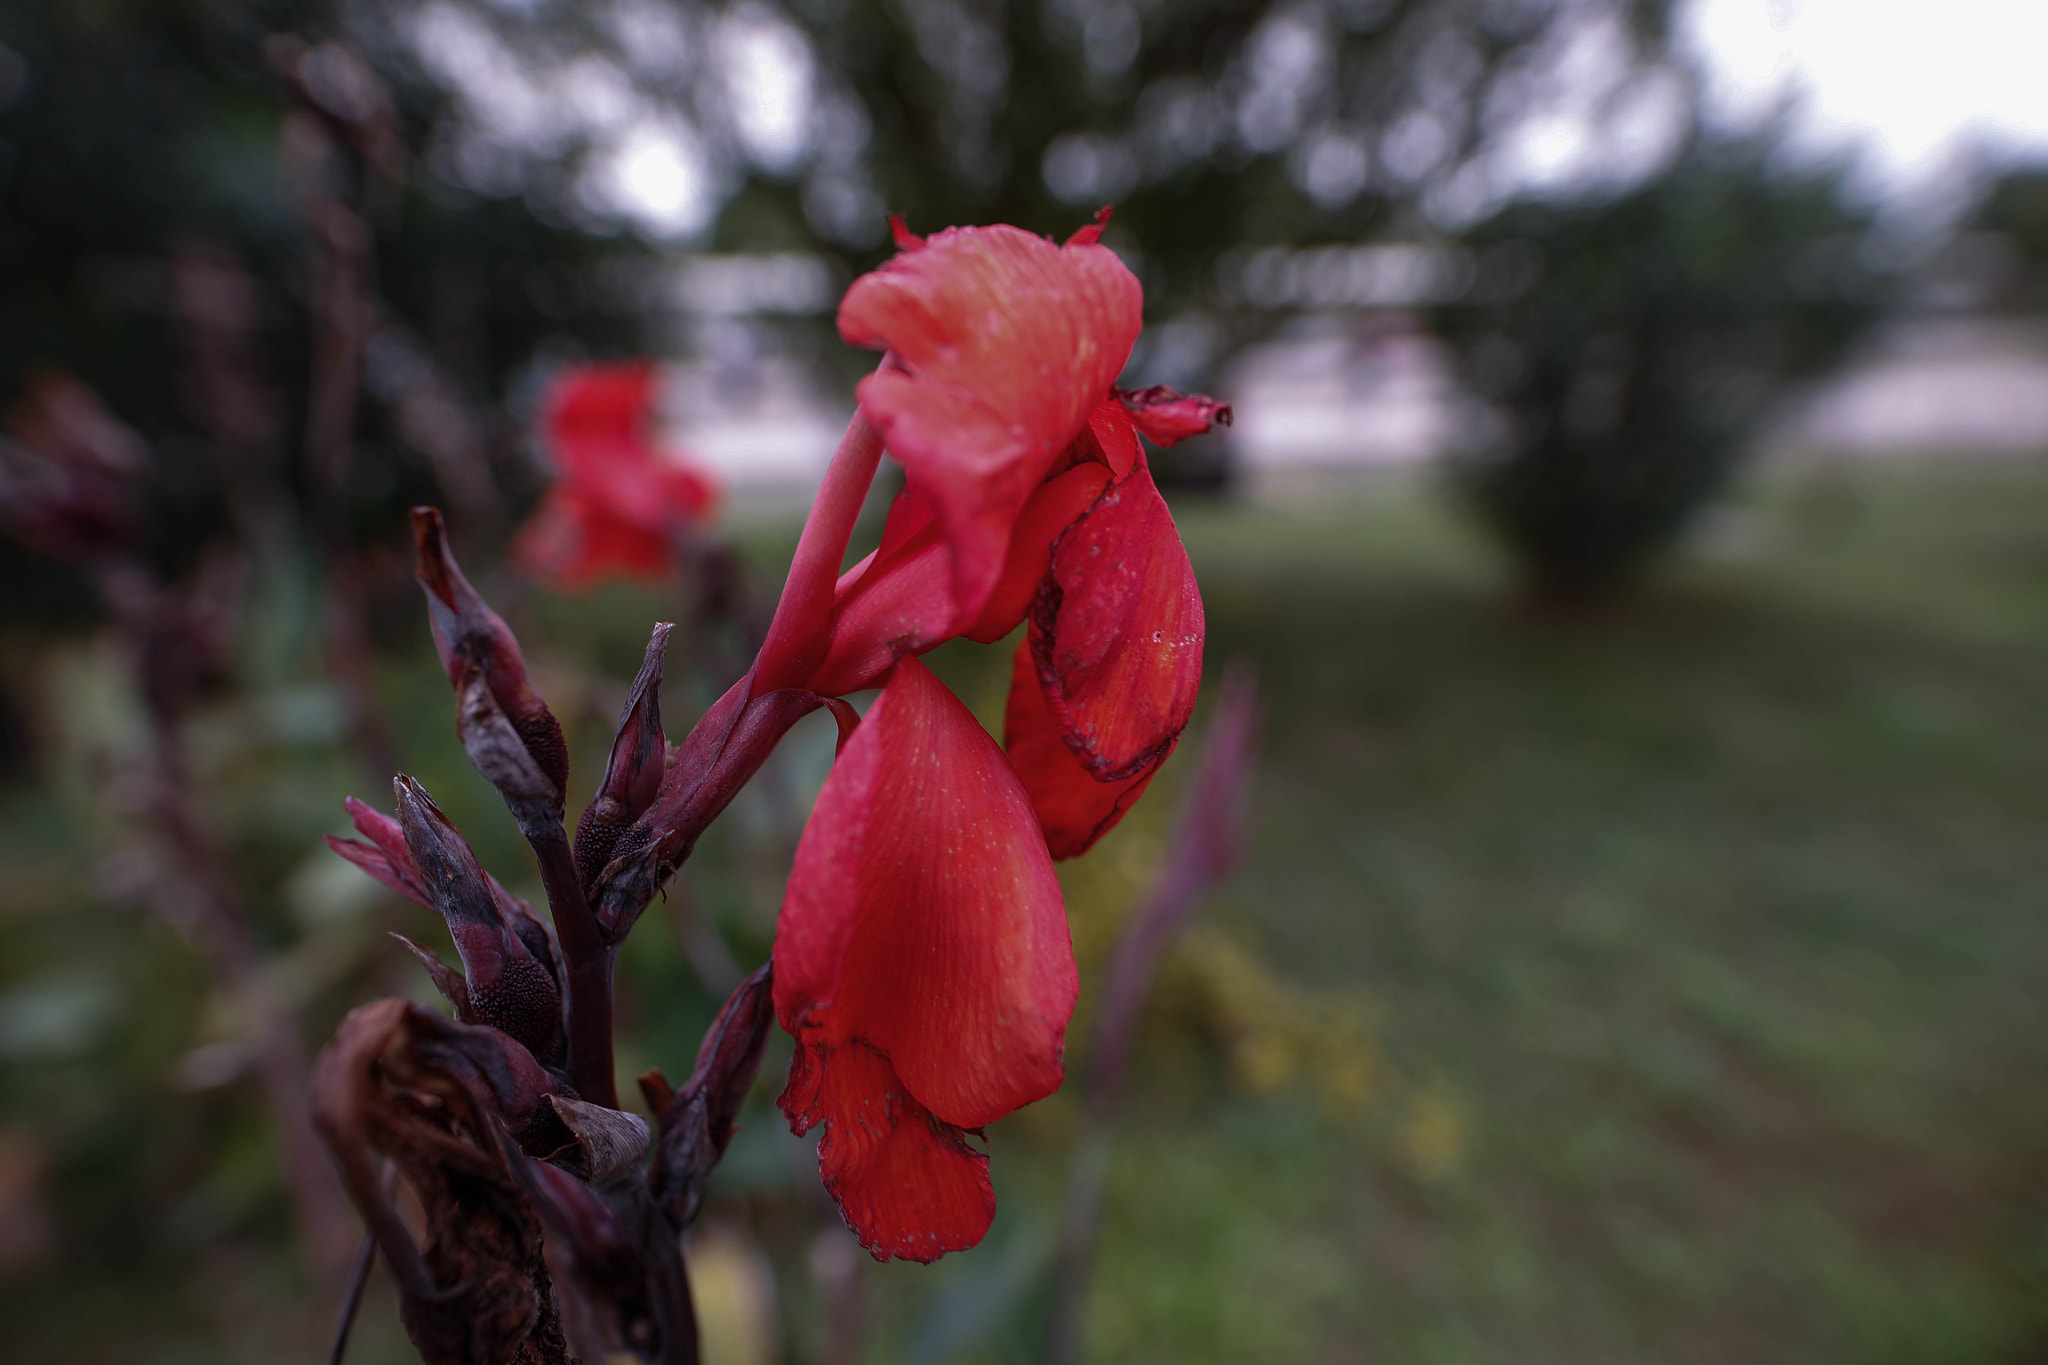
{"left": 1429, "top": 138, "right": 1891, "bottom": 600}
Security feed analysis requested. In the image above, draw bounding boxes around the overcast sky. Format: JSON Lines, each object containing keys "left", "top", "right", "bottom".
{"left": 1687, "top": 0, "right": 2048, "bottom": 187}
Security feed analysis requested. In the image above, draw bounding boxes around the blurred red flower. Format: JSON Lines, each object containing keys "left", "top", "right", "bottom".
{"left": 755, "top": 215, "right": 1230, "bottom": 1259}
{"left": 512, "top": 362, "right": 718, "bottom": 589}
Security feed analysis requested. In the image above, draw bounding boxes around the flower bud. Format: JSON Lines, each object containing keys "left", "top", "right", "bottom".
{"left": 411, "top": 506, "right": 569, "bottom": 834}
{"left": 648, "top": 962, "right": 774, "bottom": 1230}
{"left": 394, "top": 775, "right": 565, "bottom": 1065}
{"left": 573, "top": 622, "right": 671, "bottom": 893}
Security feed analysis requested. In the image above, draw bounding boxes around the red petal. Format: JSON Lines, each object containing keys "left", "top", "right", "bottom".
{"left": 810, "top": 458, "right": 1117, "bottom": 692}
{"left": 1065, "top": 205, "right": 1114, "bottom": 247}
{"left": 1114, "top": 385, "right": 1233, "bottom": 447}
{"left": 657, "top": 464, "right": 717, "bottom": 521}
{"left": 1002, "top": 639, "right": 1163, "bottom": 858}
{"left": 546, "top": 362, "right": 657, "bottom": 449}
{"left": 838, "top": 224, "right": 1142, "bottom": 627}
{"left": 1032, "top": 459, "right": 1204, "bottom": 780}
{"left": 1086, "top": 400, "right": 1142, "bottom": 480}
{"left": 805, "top": 478, "right": 954, "bottom": 696}
{"left": 963, "top": 462, "right": 1112, "bottom": 644}
{"left": 779, "top": 1038, "right": 994, "bottom": 1262}
{"left": 774, "top": 657, "right": 1075, "bottom": 1129}
{"left": 889, "top": 215, "right": 926, "bottom": 252}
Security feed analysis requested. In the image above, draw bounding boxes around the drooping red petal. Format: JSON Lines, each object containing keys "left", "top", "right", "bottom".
{"left": 1031, "top": 458, "right": 1204, "bottom": 781}
{"left": 1002, "top": 638, "right": 1163, "bottom": 859}
{"left": 1114, "top": 385, "right": 1233, "bottom": 448}
{"left": 838, "top": 224, "right": 1142, "bottom": 628}
{"left": 780, "top": 1037, "right": 994, "bottom": 1263}
{"left": 775, "top": 657, "right": 1075, "bottom": 1127}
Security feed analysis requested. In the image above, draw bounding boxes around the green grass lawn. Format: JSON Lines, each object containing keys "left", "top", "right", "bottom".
{"left": 4, "top": 462, "right": 2047, "bottom": 1364}
{"left": 880, "top": 465, "right": 2048, "bottom": 1365}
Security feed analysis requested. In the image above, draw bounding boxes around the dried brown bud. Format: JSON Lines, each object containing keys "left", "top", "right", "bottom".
{"left": 311, "top": 999, "right": 575, "bottom": 1365}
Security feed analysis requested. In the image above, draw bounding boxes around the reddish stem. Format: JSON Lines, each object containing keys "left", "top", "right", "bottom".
{"left": 750, "top": 401, "right": 885, "bottom": 695}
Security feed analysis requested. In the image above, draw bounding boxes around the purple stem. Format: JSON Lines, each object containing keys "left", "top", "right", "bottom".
{"left": 527, "top": 823, "right": 616, "bottom": 1108}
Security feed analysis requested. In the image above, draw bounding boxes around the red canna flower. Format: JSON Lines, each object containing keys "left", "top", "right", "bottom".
{"left": 512, "top": 362, "right": 719, "bottom": 589}
{"left": 782, "top": 218, "right": 1224, "bottom": 857}
{"left": 315, "top": 214, "right": 1234, "bottom": 1365}
{"left": 735, "top": 213, "right": 1229, "bottom": 1259}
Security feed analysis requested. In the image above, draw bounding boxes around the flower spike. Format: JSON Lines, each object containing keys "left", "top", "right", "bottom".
{"left": 511, "top": 364, "right": 718, "bottom": 590}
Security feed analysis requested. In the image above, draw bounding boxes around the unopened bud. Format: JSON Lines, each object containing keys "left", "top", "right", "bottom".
{"left": 411, "top": 507, "right": 569, "bottom": 832}
{"left": 574, "top": 622, "right": 672, "bottom": 893}
{"left": 650, "top": 962, "right": 774, "bottom": 1229}
{"left": 394, "top": 776, "right": 564, "bottom": 1064}
{"left": 326, "top": 795, "right": 430, "bottom": 905}
{"left": 592, "top": 682, "right": 824, "bottom": 943}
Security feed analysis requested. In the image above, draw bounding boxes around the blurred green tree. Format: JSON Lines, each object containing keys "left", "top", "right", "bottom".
{"left": 1967, "top": 164, "right": 2048, "bottom": 313}
{"left": 1428, "top": 138, "right": 1891, "bottom": 602}
{"left": 0, "top": 0, "right": 656, "bottom": 618}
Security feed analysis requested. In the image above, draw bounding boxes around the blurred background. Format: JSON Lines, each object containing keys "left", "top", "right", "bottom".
{"left": 2, "top": 0, "right": 2046, "bottom": 1361}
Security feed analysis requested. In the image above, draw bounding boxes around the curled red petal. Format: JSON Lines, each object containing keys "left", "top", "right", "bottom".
{"left": 838, "top": 224, "right": 1142, "bottom": 627}
{"left": 1114, "top": 384, "right": 1233, "bottom": 448}
{"left": 1032, "top": 459, "right": 1204, "bottom": 781}
{"left": 779, "top": 1038, "right": 993, "bottom": 1263}
{"left": 964, "top": 462, "right": 1112, "bottom": 644}
{"left": 1086, "top": 399, "right": 1142, "bottom": 480}
{"left": 808, "top": 457, "right": 1116, "bottom": 693}
{"left": 774, "top": 657, "right": 1075, "bottom": 1130}
{"left": 1002, "top": 637, "right": 1163, "bottom": 859}
{"left": 889, "top": 215, "right": 926, "bottom": 252}
{"left": 1065, "top": 205, "right": 1114, "bottom": 247}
